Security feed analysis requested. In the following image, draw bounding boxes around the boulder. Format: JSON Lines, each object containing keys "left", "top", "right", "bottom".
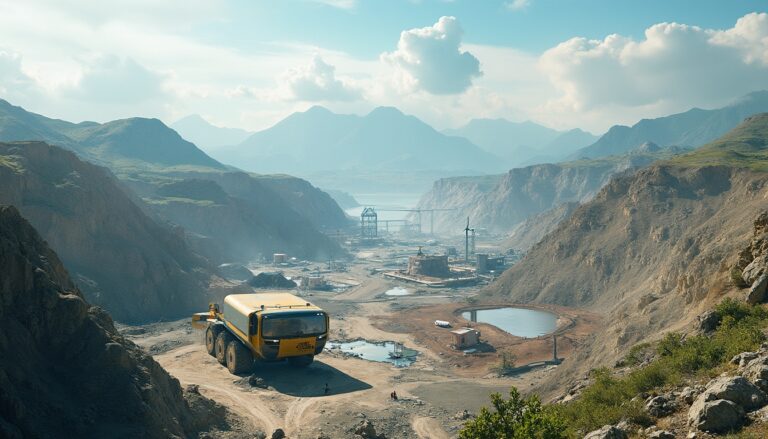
{"left": 271, "top": 428, "right": 286, "bottom": 439}
{"left": 646, "top": 394, "right": 677, "bottom": 417}
{"left": 731, "top": 351, "right": 760, "bottom": 367}
{"left": 583, "top": 425, "right": 627, "bottom": 439}
{"left": 648, "top": 431, "right": 675, "bottom": 439}
{"left": 680, "top": 386, "right": 705, "bottom": 405}
{"left": 742, "top": 257, "right": 767, "bottom": 286}
{"left": 354, "top": 420, "right": 378, "bottom": 438}
{"left": 688, "top": 399, "right": 744, "bottom": 433}
{"left": 700, "top": 376, "right": 767, "bottom": 410}
{"left": 696, "top": 310, "right": 720, "bottom": 333}
{"left": 746, "top": 273, "right": 768, "bottom": 304}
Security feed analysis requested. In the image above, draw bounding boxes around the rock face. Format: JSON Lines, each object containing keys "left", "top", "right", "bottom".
{"left": 416, "top": 148, "right": 684, "bottom": 234}
{"left": 486, "top": 116, "right": 768, "bottom": 395}
{"left": 0, "top": 142, "right": 213, "bottom": 322}
{"left": 686, "top": 375, "right": 768, "bottom": 432}
{"left": 0, "top": 205, "right": 225, "bottom": 438}
{"left": 0, "top": 98, "right": 348, "bottom": 266}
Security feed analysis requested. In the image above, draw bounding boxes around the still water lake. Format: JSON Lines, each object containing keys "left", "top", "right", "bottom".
{"left": 461, "top": 307, "right": 558, "bottom": 338}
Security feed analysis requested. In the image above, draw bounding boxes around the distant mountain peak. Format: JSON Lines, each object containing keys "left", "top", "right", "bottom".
{"left": 635, "top": 141, "right": 661, "bottom": 153}
{"left": 367, "top": 106, "right": 405, "bottom": 118}
{"left": 304, "top": 105, "right": 333, "bottom": 115}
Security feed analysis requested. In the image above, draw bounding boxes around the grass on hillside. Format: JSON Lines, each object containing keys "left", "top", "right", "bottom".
{"left": 462, "top": 299, "right": 768, "bottom": 438}
{"left": 0, "top": 155, "right": 24, "bottom": 173}
{"left": 667, "top": 114, "right": 768, "bottom": 171}
{"left": 551, "top": 298, "right": 768, "bottom": 435}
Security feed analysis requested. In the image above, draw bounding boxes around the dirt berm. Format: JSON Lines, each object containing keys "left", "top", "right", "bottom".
{"left": 0, "top": 205, "right": 237, "bottom": 438}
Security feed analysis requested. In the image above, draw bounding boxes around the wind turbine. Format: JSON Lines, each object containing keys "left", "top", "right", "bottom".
{"left": 464, "top": 217, "right": 475, "bottom": 264}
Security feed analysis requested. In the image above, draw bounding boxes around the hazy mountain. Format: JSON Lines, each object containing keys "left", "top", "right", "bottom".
{"left": 444, "top": 119, "right": 598, "bottom": 166}
{"left": 171, "top": 114, "right": 252, "bottom": 151}
{"left": 216, "top": 106, "right": 503, "bottom": 175}
{"left": 574, "top": 90, "right": 768, "bottom": 159}
{"left": 0, "top": 141, "right": 214, "bottom": 323}
{"left": 416, "top": 144, "right": 688, "bottom": 234}
{"left": 0, "top": 99, "right": 349, "bottom": 265}
{"left": 0, "top": 99, "right": 224, "bottom": 170}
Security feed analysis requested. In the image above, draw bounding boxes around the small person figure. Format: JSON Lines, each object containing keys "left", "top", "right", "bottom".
{"left": 392, "top": 390, "right": 398, "bottom": 401}
{"left": 324, "top": 383, "right": 329, "bottom": 395}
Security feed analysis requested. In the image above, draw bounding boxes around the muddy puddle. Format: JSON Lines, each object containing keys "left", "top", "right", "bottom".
{"left": 327, "top": 340, "right": 418, "bottom": 367}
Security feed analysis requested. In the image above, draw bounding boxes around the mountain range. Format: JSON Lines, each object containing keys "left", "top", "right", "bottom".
{"left": 215, "top": 106, "right": 504, "bottom": 175}
{"left": 171, "top": 114, "right": 252, "bottom": 151}
{"left": 444, "top": 119, "right": 599, "bottom": 167}
{"left": 573, "top": 90, "right": 768, "bottom": 160}
{"left": 0, "top": 99, "right": 349, "bottom": 320}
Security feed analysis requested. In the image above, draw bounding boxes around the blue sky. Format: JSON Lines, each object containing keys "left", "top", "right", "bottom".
{"left": 206, "top": 0, "right": 767, "bottom": 57}
{"left": 0, "top": 0, "right": 767, "bottom": 137}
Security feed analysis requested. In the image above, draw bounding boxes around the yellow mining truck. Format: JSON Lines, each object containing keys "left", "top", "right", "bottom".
{"left": 192, "top": 292, "right": 329, "bottom": 374}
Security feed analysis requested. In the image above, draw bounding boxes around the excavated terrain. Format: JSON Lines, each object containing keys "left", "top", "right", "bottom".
{"left": 487, "top": 164, "right": 768, "bottom": 396}
{"left": 0, "top": 205, "right": 252, "bottom": 438}
{"left": 0, "top": 142, "right": 215, "bottom": 323}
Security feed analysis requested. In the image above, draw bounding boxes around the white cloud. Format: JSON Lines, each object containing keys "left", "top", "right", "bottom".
{"left": 539, "top": 12, "right": 768, "bottom": 113}
{"left": 505, "top": 0, "right": 530, "bottom": 11}
{"left": 282, "top": 55, "right": 361, "bottom": 102}
{"left": 0, "top": 49, "right": 34, "bottom": 92}
{"left": 382, "top": 16, "right": 482, "bottom": 95}
{"left": 68, "top": 55, "right": 165, "bottom": 104}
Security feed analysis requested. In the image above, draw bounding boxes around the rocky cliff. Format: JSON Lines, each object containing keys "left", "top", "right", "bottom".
{"left": 417, "top": 150, "right": 672, "bottom": 234}
{"left": 132, "top": 172, "right": 346, "bottom": 264}
{"left": 485, "top": 120, "right": 768, "bottom": 390}
{"left": 0, "top": 205, "right": 231, "bottom": 438}
{"left": 0, "top": 142, "right": 214, "bottom": 323}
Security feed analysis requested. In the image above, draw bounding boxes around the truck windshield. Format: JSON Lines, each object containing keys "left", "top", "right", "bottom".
{"left": 261, "top": 312, "right": 327, "bottom": 338}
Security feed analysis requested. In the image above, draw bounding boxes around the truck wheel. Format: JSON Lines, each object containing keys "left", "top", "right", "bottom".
{"left": 215, "top": 331, "right": 233, "bottom": 365}
{"left": 205, "top": 325, "right": 223, "bottom": 357}
{"left": 287, "top": 355, "right": 314, "bottom": 367}
{"left": 226, "top": 340, "right": 254, "bottom": 375}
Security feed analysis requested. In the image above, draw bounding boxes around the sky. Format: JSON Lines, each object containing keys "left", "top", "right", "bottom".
{"left": 0, "top": 0, "right": 767, "bottom": 135}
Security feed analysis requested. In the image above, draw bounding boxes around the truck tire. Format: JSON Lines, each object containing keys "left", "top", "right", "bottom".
{"left": 205, "top": 325, "right": 223, "bottom": 357}
{"left": 287, "top": 355, "right": 314, "bottom": 367}
{"left": 226, "top": 340, "right": 253, "bottom": 375}
{"left": 215, "top": 331, "right": 233, "bottom": 365}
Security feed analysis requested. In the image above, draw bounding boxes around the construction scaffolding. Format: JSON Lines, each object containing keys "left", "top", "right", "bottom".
{"left": 361, "top": 207, "right": 378, "bottom": 239}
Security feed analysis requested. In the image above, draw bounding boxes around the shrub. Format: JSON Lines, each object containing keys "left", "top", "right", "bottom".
{"left": 555, "top": 299, "right": 768, "bottom": 434}
{"left": 459, "top": 388, "right": 568, "bottom": 439}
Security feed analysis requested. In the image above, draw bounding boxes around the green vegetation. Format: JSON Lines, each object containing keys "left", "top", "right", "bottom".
{"left": 461, "top": 299, "right": 768, "bottom": 437}
{"left": 667, "top": 114, "right": 768, "bottom": 171}
{"left": 0, "top": 155, "right": 24, "bottom": 173}
{"left": 554, "top": 298, "right": 768, "bottom": 434}
{"left": 459, "top": 388, "right": 568, "bottom": 439}
{"left": 561, "top": 148, "right": 687, "bottom": 170}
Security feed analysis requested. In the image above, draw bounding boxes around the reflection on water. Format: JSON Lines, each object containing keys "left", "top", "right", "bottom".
{"left": 327, "top": 340, "right": 417, "bottom": 367}
{"left": 462, "top": 307, "right": 557, "bottom": 338}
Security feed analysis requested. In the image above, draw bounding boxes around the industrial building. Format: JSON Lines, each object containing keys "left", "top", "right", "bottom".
{"left": 451, "top": 327, "right": 481, "bottom": 350}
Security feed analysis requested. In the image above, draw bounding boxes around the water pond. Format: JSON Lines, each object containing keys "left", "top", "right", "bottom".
{"left": 461, "top": 307, "right": 558, "bottom": 338}
{"left": 384, "top": 287, "right": 410, "bottom": 296}
{"left": 327, "top": 340, "right": 418, "bottom": 367}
